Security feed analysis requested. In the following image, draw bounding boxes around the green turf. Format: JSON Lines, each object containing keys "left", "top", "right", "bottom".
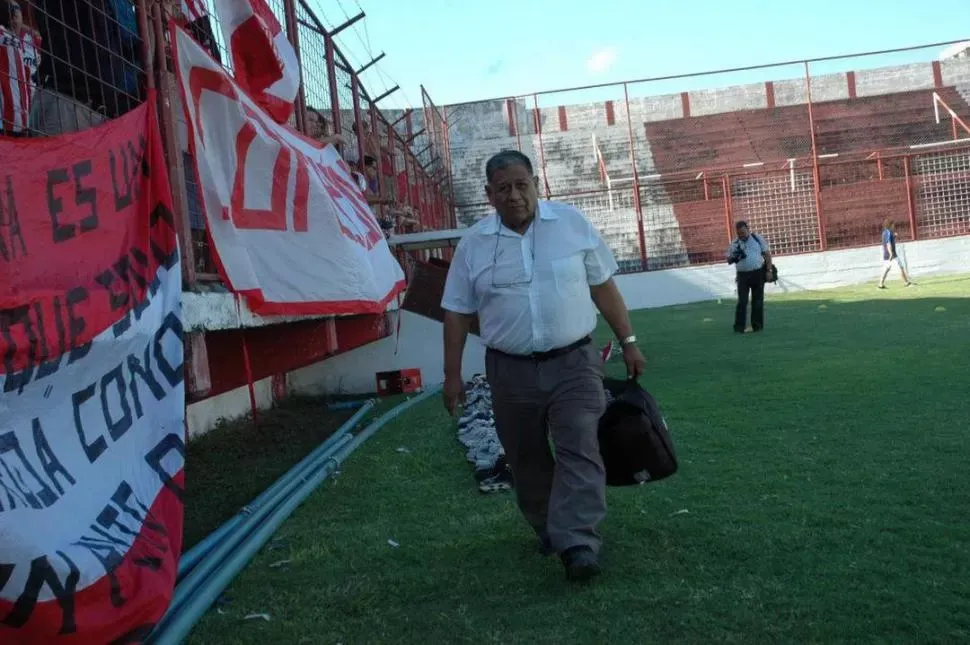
{"left": 182, "top": 397, "right": 354, "bottom": 549}
{"left": 185, "top": 274, "right": 970, "bottom": 644}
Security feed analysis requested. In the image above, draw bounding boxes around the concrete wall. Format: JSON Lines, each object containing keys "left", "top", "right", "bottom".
{"left": 186, "top": 373, "right": 277, "bottom": 440}
{"left": 614, "top": 235, "right": 969, "bottom": 311}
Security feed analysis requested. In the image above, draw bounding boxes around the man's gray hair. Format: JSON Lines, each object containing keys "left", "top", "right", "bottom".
{"left": 485, "top": 150, "right": 534, "bottom": 183}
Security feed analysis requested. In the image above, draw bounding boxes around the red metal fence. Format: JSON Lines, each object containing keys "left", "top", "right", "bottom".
{"left": 5, "top": 0, "right": 454, "bottom": 287}
{"left": 443, "top": 41, "right": 970, "bottom": 272}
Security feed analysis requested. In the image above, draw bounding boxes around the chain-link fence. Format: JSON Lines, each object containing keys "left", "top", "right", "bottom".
{"left": 1, "top": 0, "right": 144, "bottom": 138}
{"left": 444, "top": 41, "right": 970, "bottom": 273}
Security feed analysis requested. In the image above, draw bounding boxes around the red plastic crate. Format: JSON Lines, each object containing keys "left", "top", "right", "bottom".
{"left": 376, "top": 369, "right": 422, "bottom": 396}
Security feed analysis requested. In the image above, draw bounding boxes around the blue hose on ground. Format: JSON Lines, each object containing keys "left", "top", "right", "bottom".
{"left": 176, "top": 399, "right": 377, "bottom": 582}
{"left": 326, "top": 399, "right": 371, "bottom": 411}
{"left": 163, "top": 433, "right": 354, "bottom": 626}
{"left": 149, "top": 387, "right": 441, "bottom": 645}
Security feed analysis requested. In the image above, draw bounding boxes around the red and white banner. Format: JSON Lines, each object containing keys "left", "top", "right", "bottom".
{"left": 212, "top": 0, "right": 300, "bottom": 124}
{"left": 173, "top": 24, "right": 406, "bottom": 315}
{"left": 0, "top": 95, "right": 184, "bottom": 644}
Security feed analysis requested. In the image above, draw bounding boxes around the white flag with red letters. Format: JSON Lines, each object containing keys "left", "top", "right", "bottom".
{"left": 212, "top": 0, "right": 300, "bottom": 124}
{"left": 172, "top": 24, "right": 405, "bottom": 315}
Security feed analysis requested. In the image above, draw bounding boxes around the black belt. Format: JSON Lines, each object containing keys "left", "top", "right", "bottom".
{"left": 487, "top": 336, "right": 591, "bottom": 362}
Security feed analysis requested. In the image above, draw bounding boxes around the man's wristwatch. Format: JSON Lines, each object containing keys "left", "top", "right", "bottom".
{"left": 619, "top": 335, "right": 637, "bottom": 347}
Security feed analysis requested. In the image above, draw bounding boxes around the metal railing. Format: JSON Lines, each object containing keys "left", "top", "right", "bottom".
{"left": 443, "top": 39, "right": 970, "bottom": 272}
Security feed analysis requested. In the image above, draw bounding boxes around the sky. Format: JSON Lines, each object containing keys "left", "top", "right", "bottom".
{"left": 309, "top": 0, "right": 969, "bottom": 111}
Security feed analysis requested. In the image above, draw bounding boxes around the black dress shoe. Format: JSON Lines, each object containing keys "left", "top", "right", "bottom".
{"left": 560, "top": 546, "right": 601, "bottom": 582}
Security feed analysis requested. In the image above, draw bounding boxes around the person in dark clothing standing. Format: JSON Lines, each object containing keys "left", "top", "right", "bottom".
{"left": 878, "top": 219, "right": 913, "bottom": 289}
{"left": 726, "top": 221, "right": 773, "bottom": 334}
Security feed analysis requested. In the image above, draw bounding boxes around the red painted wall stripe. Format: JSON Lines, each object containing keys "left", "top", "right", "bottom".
{"left": 505, "top": 99, "right": 517, "bottom": 136}
{"left": 558, "top": 105, "right": 568, "bottom": 131}
{"left": 846, "top": 71, "right": 857, "bottom": 99}
{"left": 765, "top": 81, "right": 775, "bottom": 109}
{"left": 931, "top": 60, "right": 944, "bottom": 88}
{"left": 605, "top": 100, "right": 615, "bottom": 126}
{"left": 681, "top": 92, "right": 691, "bottom": 118}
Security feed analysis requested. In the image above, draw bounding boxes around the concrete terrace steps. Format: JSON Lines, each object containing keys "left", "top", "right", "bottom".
{"left": 956, "top": 83, "right": 970, "bottom": 112}
{"left": 536, "top": 133, "right": 669, "bottom": 205}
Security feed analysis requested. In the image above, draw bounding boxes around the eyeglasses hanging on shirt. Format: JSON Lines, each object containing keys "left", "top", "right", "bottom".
{"left": 491, "top": 216, "right": 537, "bottom": 288}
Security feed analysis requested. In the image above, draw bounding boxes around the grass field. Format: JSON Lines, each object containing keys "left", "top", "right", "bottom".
{"left": 185, "top": 274, "right": 970, "bottom": 644}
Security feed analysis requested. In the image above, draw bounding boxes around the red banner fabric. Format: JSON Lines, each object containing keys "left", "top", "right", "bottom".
{"left": 0, "top": 94, "right": 186, "bottom": 645}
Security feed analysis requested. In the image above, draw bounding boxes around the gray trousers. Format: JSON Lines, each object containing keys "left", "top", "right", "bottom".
{"left": 485, "top": 343, "right": 607, "bottom": 554}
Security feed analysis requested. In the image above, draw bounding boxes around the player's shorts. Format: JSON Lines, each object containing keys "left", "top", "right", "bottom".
{"left": 883, "top": 257, "right": 903, "bottom": 269}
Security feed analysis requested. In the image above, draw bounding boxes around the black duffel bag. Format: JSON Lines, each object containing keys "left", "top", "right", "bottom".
{"left": 599, "top": 378, "right": 678, "bottom": 486}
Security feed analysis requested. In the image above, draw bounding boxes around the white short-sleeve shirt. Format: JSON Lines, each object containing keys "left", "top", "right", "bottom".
{"left": 441, "top": 200, "right": 619, "bottom": 355}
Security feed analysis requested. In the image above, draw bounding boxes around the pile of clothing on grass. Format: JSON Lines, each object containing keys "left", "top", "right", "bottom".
{"left": 456, "top": 341, "right": 618, "bottom": 494}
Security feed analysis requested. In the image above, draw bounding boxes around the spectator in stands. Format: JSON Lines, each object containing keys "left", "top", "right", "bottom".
{"left": 0, "top": 0, "right": 41, "bottom": 136}
{"left": 353, "top": 119, "right": 380, "bottom": 167}
{"left": 176, "top": 0, "right": 221, "bottom": 63}
{"left": 878, "top": 219, "right": 913, "bottom": 289}
{"left": 440, "top": 150, "right": 645, "bottom": 583}
{"left": 356, "top": 157, "right": 396, "bottom": 212}
{"left": 726, "top": 221, "right": 773, "bottom": 333}
{"left": 394, "top": 205, "right": 421, "bottom": 232}
{"left": 362, "top": 156, "right": 384, "bottom": 195}
{"left": 37, "top": 0, "right": 143, "bottom": 120}
{"left": 306, "top": 106, "right": 346, "bottom": 148}
{"left": 377, "top": 204, "right": 420, "bottom": 239}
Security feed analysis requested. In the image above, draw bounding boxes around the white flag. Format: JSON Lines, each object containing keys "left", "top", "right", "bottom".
{"left": 212, "top": 0, "right": 300, "bottom": 124}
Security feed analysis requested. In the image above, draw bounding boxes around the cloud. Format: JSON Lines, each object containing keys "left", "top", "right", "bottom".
{"left": 485, "top": 59, "right": 505, "bottom": 76}
{"left": 586, "top": 48, "right": 618, "bottom": 74}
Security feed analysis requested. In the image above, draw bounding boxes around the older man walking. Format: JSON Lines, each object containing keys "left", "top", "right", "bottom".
{"left": 440, "top": 150, "right": 645, "bottom": 582}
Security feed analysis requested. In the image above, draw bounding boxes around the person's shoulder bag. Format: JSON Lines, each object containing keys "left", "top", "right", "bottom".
{"left": 751, "top": 233, "right": 779, "bottom": 283}
{"left": 598, "top": 378, "right": 678, "bottom": 486}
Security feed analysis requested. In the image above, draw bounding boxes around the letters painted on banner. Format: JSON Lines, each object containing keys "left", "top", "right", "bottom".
{"left": 172, "top": 23, "right": 406, "bottom": 316}
{"left": 0, "top": 95, "right": 185, "bottom": 645}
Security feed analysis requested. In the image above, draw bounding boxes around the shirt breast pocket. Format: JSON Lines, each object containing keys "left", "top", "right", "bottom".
{"left": 551, "top": 253, "right": 585, "bottom": 289}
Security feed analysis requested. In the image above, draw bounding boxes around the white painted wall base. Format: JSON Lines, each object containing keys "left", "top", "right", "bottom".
{"left": 185, "top": 236, "right": 969, "bottom": 436}
{"left": 287, "top": 310, "right": 487, "bottom": 396}
{"left": 186, "top": 375, "right": 276, "bottom": 440}
{"left": 614, "top": 236, "right": 970, "bottom": 310}
{"left": 181, "top": 291, "right": 401, "bottom": 332}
